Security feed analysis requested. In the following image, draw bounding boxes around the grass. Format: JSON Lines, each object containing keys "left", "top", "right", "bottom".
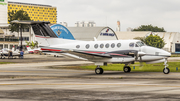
{"left": 0, "top": 62, "right": 15, "bottom": 64}
{"left": 171, "top": 55, "right": 180, "bottom": 57}
{"left": 80, "top": 62, "right": 180, "bottom": 72}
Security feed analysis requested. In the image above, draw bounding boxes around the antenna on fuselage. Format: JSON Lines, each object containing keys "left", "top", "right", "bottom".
{"left": 94, "top": 37, "right": 97, "bottom": 41}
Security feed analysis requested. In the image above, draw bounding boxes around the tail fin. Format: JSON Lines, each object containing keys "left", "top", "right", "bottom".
{"left": 26, "top": 46, "right": 34, "bottom": 53}
{"left": 31, "top": 22, "right": 78, "bottom": 47}
{"left": 50, "top": 24, "right": 75, "bottom": 40}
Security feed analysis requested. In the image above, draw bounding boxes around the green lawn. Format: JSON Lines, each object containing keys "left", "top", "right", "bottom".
{"left": 0, "top": 62, "right": 15, "bottom": 64}
{"left": 80, "top": 62, "right": 180, "bottom": 72}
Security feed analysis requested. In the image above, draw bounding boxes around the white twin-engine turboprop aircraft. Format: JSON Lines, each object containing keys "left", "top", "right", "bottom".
{"left": 11, "top": 21, "right": 171, "bottom": 74}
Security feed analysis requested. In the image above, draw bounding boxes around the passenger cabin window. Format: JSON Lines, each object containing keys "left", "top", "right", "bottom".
{"left": 135, "top": 44, "right": 139, "bottom": 47}
{"left": 117, "top": 43, "right": 121, "bottom": 48}
{"left": 94, "top": 44, "right": 98, "bottom": 49}
{"left": 111, "top": 43, "right": 115, "bottom": 48}
{"left": 129, "top": 43, "right": 134, "bottom": 47}
{"left": 76, "top": 45, "right": 80, "bottom": 49}
{"left": 86, "top": 44, "right": 90, "bottom": 49}
{"left": 100, "top": 44, "right": 104, "bottom": 48}
{"left": 105, "top": 43, "right": 109, "bottom": 48}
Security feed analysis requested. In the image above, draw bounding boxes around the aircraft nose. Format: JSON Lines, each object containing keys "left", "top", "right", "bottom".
{"left": 141, "top": 46, "right": 171, "bottom": 57}
{"left": 161, "top": 50, "right": 171, "bottom": 57}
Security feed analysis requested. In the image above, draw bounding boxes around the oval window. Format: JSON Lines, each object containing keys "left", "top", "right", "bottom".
{"left": 86, "top": 44, "right": 90, "bottom": 49}
{"left": 94, "top": 44, "right": 98, "bottom": 49}
{"left": 76, "top": 45, "right": 80, "bottom": 49}
{"left": 105, "top": 43, "right": 109, "bottom": 48}
{"left": 129, "top": 43, "right": 134, "bottom": 47}
{"left": 111, "top": 43, "right": 115, "bottom": 48}
{"left": 117, "top": 43, "right": 121, "bottom": 48}
{"left": 100, "top": 44, "right": 104, "bottom": 48}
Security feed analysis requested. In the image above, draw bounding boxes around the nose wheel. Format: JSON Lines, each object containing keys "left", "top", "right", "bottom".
{"left": 95, "top": 66, "right": 104, "bottom": 74}
{"left": 163, "top": 68, "right": 170, "bottom": 74}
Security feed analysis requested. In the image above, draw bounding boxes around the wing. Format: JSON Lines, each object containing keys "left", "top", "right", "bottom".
{"left": 64, "top": 50, "right": 112, "bottom": 59}
{"left": 63, "top": 50, "right": 133, "bottom": 60}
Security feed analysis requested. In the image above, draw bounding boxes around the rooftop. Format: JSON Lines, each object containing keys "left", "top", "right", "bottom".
{"left": 8, "top": 1, "right": 52, "bottom": 7}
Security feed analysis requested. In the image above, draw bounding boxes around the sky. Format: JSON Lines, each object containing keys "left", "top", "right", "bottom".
{"left": 9, "top": 0, "right": 180, "bottom": 32}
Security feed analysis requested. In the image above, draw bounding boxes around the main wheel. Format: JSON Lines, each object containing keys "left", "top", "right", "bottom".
{"left": 124, "top": 66, "right": 131, "bottom": 73}
{"left": 163, "top": 68, "right": 170, "bottom": 74}
{"left": 95, "top": 68, "right": 104, "bottom": 74}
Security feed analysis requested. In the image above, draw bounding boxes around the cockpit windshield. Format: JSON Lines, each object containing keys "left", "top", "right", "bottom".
{"left": 136, "top": 41, "right": 146, "bottom": 47}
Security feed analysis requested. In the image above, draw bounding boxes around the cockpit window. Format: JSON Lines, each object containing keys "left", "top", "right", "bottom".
{"left": 135, "top": 44, "right": 139, "bottom": 47}
{"left": 136, "top": 41, "right": 146, "bottom": 47}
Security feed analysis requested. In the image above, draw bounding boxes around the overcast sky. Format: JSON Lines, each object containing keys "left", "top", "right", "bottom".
{"left": 10, "top": 0, "right": 180, "bottom": 32}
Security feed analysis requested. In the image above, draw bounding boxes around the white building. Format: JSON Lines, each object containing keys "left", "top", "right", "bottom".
{"left": 154, "top": 32, "right": 180, "bottom": 53}
{"left": 116, "top": 31, "right": 180, "bottom": 53}
{"left": 0, "top": 0, "right": 8, "bottom": 26}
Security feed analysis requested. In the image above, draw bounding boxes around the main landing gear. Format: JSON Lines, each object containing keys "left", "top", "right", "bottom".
{"left": 95, "top": 66, "right": 104, "bottom": 74}
{"left": 95, "top": 65, "right": 132, "bottom": 74}
{"left": 123, "top": 66, "right": 131, "bottom": 73}
{"left": 163, "top": 58, "right": 170, "bottom": 74}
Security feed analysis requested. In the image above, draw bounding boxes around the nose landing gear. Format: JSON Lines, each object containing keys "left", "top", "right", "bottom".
{"left": 163, "top": 58, "right": 170, "bottom": 74}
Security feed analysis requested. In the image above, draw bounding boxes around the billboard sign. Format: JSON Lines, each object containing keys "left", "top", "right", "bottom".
{"left": 100, "top": 28, "right": 115, "bottom": 37}
{"left": 50, "top": 24, "right": 75, "bottom": 40}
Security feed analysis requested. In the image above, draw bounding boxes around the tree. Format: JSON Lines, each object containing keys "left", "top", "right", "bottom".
{"left": 8, "top": 10, "right": 31, "bottom": 33}
{"left": 145, "top": 34, "right": 165, "bottom": 48}
{"left": 133, "top": 25, "right": 166, "bottom": 32}
{"left": 26, "top": 41, "right": 38, "bottom": 49}
{"left": 134, "top": 34, "right": 165, "bottom": 48}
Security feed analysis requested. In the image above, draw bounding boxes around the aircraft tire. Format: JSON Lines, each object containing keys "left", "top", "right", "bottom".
{"left": 124, "top": 66, "right": 131, "bottom": 73}
{"left": 100, "top": 68, "right": 104, "bottom": 74}
{"left": 163, "top": 68, "right": 170, "bottom": 74}
{"left": 95, "top": 68, "right": 103, "bottom": 74}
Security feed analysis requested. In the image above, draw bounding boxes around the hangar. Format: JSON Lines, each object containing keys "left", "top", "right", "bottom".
{"left": 154, "top": 32, "right": 180, "bottom": 53}
{"left": 67, "top": 27, "right": 118, "bottom": 41}
{"left": 116, "top": 31, "right": 180, "bottom": 53}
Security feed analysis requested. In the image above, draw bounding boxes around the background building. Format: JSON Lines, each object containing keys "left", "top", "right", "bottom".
{"left": 8, "top": 1, "right": 57, "bottom": 24}
{"left": 116, "top": 31, "right": 180, "bottom": 53}
{"left": 68, "top": 27, "right": 117, "bottom": 41}
{"left": 0, "top": 0, "right": 57, "bottom": 50}
{"left": 0, "top": 0, "right": 8, "bottom": 27}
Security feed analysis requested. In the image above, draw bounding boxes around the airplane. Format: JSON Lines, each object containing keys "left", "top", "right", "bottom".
{"left": 26, "top": 46, "right": 42, "bottom": 54}
{"left": 11, "top": 21, "right": 171, "bottom": 74}
{"left": 0, "top": 46, "right": 22, "bottom": 59}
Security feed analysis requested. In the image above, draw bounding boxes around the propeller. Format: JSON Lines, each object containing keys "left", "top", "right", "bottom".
{"left": 137, "top": 52, "right": 146, "bottom": 66}
{"left": 128, "top": 51, "right": 146, "bottom": 66}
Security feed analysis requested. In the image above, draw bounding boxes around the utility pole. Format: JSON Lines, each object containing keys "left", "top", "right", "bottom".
{"left": 20, "top": 24, "right": 23, "bottom": 51}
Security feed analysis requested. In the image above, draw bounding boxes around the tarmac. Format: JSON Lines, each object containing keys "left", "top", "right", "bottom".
{"left": 0, "top": 54, "right": 180, "bottom": 101}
